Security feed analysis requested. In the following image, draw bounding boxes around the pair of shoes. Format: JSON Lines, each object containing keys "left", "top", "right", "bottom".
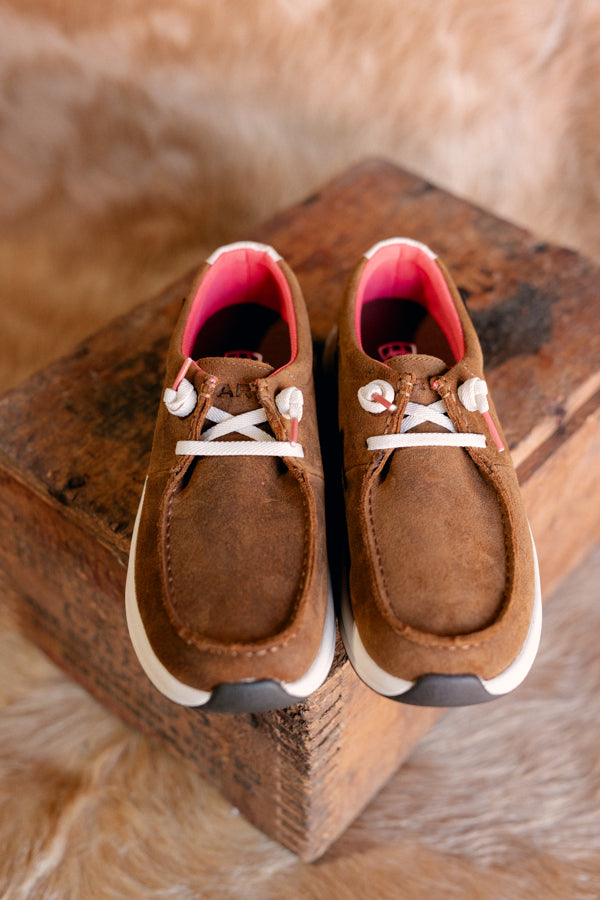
{"left": 125, "top": 239, "right": 542, "bottom": 714}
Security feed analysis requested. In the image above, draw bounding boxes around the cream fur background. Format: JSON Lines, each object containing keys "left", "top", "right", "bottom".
{"left": 1, "top": 1, "right": 600, "bottom": 897}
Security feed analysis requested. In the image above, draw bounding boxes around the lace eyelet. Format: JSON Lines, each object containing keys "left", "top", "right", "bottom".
{"left": 458, "top": 377, "right": 504, "bottom": 451}
{"left": 357, "top": 380, "right": 397, "bottom": 413}
{"left": 275, "top": 386, "right": 304, "bottom": 421}
{"left": 164, "top": 378, "right": 197, "bottom": 417}
{"left": 275, "top": 387, "right": 304, "bottom": 446}
{"left": 458, "top": 377, "right": 489, "bottom": 413}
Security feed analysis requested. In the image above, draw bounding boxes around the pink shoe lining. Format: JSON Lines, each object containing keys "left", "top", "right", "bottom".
{"left": 355, "top": 242, "right": 465, "bottom": 363}
{"left": 182, "top": 246, "right": 297, "bottom": 370}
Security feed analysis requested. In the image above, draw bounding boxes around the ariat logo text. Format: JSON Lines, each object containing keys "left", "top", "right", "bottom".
{"left": 216, "top": 383, "right": 254, "bottom": 398}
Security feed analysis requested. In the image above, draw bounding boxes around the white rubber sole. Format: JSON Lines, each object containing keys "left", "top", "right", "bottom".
{"left": 339, "top": 529, "right": 542, "bottom": 705}
{"left": 125, "top": 480, "right": 336, "bottom": 710}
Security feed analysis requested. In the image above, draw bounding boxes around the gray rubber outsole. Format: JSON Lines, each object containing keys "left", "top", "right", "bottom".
{"left": 199, "top": 680, "right": 305, "bottom": 714}
{"left": 390, "top": 673, "right": 497, "bottom": 707}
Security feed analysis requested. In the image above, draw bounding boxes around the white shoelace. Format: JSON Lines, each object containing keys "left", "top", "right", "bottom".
{"left": 176, "top": 406, "right": 304, "bottom": 457}
{"left": 164, "top": 368, "right": 305, "bottom": 458}
{"left": 360, "top": 377, "right": 493, "bottom": 451}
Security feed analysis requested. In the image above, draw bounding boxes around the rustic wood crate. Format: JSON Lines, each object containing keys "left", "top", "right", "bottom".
{"left": 1, "top": 160, "right": 599, "bottom": 861}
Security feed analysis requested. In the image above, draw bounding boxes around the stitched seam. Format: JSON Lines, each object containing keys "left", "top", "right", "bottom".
{"left": 363, "top": 374, "right": 411, "bottom": 616}
{"left": 366, "top": 473, "right": 392, "bottom": 615}
{"left": 165, "top": 487, "right": 176, "bottom": 599}
{"left": 210, "top": 358, "right": 271, "bottom": 375}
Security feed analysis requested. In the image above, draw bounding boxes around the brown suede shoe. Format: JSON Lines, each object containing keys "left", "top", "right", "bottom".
{"left": 334, "top": 238, "right": 541, "bottom": 706}
{"left": 126, "top": 242, "right": 335, "bottom": 713}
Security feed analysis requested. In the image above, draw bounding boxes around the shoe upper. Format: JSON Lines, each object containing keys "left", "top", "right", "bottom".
{"left": 337, "top": 238, "right": 536, "bottom": 682}
{"left": 133, "top": 242, "right": 329, "bottom": 692}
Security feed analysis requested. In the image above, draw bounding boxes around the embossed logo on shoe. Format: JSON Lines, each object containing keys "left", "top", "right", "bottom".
{"left": 378, "top": 341, "right": 417, "bottom": 360}
{"left": 216, "top": 381, "right": 255, "bottom": 399}
{"left": 216, "top": 351, "right": 265, "bottom": 397}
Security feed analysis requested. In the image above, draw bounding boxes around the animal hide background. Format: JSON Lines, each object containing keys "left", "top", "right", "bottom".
{"left": 1, "top": 1, "right": 600, "bottom": 897}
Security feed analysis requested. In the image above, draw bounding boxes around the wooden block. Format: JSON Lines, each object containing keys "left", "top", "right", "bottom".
{"left": 1, "top": 159, "right": 599, "bottom": 861}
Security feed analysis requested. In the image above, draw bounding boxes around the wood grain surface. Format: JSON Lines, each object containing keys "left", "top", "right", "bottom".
{"left": 0, "top": 159, "right": 599, "bottom": 860}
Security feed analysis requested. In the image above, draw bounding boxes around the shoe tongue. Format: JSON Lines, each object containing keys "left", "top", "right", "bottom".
{"left": 197, "top": 356, "right": 274, "bottom": 381}
{"left": 386, "top": 353, "right": 448, "bottom": 406}
{"left": 386, "top": 353, "right": 447, "bottom": 378}
{"left": 196, "top": 356, "right": 274, "bottom": 415}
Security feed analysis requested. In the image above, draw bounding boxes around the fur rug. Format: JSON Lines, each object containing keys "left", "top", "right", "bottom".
{"left": 1, "top": 1, "right": 600, "bottom": 896}
{"left": 3, "top": 547, "right": 600, "bottom": 898}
